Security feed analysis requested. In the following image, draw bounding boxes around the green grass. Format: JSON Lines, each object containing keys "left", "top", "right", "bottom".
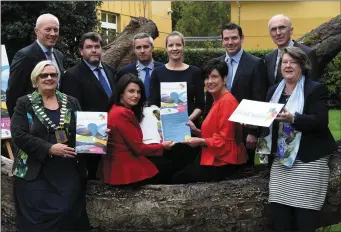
{"left": 317, "top": 223, "right": 341, "bottom": 232}
{"left": 329, "top": 110, "right": 341, "bottom": 141}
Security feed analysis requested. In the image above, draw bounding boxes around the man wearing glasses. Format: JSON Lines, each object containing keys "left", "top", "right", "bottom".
{"left": 265, "top": 14, "right": 319, "bottom": 86}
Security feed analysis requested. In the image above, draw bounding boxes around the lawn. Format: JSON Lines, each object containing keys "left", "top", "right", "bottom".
{"left": 317, "top": 223, "right": 341, "bottom": 232}
{"left": 329, "top": 110, "right": 341, "bottom": 141}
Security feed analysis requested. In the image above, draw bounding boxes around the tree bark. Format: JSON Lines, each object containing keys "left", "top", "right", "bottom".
{"left": 297, "top": 14, "right": 341, "bottom": 75}
{"left": 2, "top": 144, "right": 340, "bottom": 231}
{"left": 102, "top": 17, "right": 159, "bottom": 71}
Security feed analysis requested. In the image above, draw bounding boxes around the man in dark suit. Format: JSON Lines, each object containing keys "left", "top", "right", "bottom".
{"left": 116, "top": 33, "right": 163, "bottom": 97}
{"left": 205, "top": 23, "right": 269, "bottom": 165}
{"left": 61, "top": 32, "right": 115, "bottom": 179}
{"left": 6, "top": 13, "right": 65, "bottom": 118}
{"left": 265, "top": 14, "right": 319, "bottom": 86}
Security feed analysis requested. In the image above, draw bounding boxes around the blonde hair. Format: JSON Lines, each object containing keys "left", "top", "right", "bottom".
{"left": 165, "top": 31, "right": 185, "bottom": 47}
{"left": 31, "top": 60, "right": 60, "bottom": 88}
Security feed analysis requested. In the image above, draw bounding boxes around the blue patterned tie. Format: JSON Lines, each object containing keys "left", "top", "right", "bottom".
{"left": 45, "top": 51, "right": 52, "bottom": 61}
{"left": 95, "top": 68, "right": 112, "bottom": 97}
{"left": 226, "top": 58, "right": 234, "bottom": 91}
{"left": 143, "top": 67, "right": 150, "bottom": 98}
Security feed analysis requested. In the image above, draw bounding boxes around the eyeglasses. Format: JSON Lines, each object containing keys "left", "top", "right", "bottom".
{"left": 38, "top": 73, "right": 58, "bottom": 79}
{"left": 270, "top": 25, "right": 288, "bottom": 33}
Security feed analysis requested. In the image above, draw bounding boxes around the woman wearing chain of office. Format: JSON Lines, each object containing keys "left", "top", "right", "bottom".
{"left": 10, "top": 60, "right": 90, "bottom": 231}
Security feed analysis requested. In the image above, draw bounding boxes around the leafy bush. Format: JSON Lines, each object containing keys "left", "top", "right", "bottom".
{"left": 154, "top": 49, "right": 341, "bottom": 108}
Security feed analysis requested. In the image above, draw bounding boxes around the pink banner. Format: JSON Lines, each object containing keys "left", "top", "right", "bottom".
{"left": 1, "top": 117, "right": 11, "bottom": 139}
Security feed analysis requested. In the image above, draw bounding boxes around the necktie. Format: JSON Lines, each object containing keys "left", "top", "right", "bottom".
{"left": 143, "top": 67, "right": 151, "bottom": 98}
{"left": 226, "top": 58, "right": 234, "bottom": 91}
{"left": 45, "top": 51, "right": 53, "bottom": 61}
{"left": 95, "top": 68, "right": 112, "bottom": 97}
{"left": 275, "top": 55, "right": 282, "bottom": 84}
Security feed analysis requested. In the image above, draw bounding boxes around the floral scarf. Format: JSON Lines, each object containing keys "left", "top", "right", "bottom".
{"left": 257, "top": 76, "right": 305, "bottom": 168}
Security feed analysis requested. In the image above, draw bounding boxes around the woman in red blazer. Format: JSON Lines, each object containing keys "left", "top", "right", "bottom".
{"left": 98, "top": 74, "right": 174, "bottom": 187}
{"left": 172, "top": 59, "right": 248, "bottom": 183}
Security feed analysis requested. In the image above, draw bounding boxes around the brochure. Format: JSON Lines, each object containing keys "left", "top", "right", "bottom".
{"left": 159, "top": 82, "right": 191, "bottom": 142}
{"left": 228, "top": 99, "right": 284, "bottom": 127}
{"left": 76, "top": 112, "right": 108, "bottom": 154}
{"left": 140, "top": 106, "right": 163, "bottom": 144}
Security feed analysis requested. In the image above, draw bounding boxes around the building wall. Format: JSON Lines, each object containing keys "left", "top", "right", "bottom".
{"left": 98, "top": 1, "right": 172, "bottom": 48}
{"left": 230, "top": 1, "right": 341, "bottom": 49}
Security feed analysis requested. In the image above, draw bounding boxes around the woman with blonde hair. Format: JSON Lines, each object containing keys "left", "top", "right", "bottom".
{"left": 148, "top": 31, "right": 205, "bottom": 172}
{"left": 11, "top": 60, "right": 90, "bottom": 231}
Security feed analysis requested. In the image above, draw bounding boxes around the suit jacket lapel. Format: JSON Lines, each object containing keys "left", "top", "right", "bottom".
{"left": 53, "top": 51, "right": 64, "bottom": 73}
{"left": 81, "top": 61, "right": 108, "bottom": 97}
{"left": 103, "top": 64, "right": 115, "bottom": 90}
{"left": 268, "top": 50, "right": 278, "bottom": 86}
{"left": 231, "top": 52, "right": 246, "bottom": 92}
{"left": 33, "top": 41, "right": 48, "bottom": 61}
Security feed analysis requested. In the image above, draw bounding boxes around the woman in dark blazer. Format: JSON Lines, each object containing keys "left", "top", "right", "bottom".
{"left": 257, "top": 47, "right": 338, "bottom": 232}
{"left": 98, "top": 74, "right": 174, "bottom": 187}
{"left": 11, "top": 61, "right": 90, "bottom": 231}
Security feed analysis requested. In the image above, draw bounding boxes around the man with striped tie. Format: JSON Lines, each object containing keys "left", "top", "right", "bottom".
{"left": 116, "top": 33, "right": 164, "bottom": 98}
{"left": 6, "top": 13, "right": 65, "bottom": 118}
{"left": 61, "top": 32, "right": 116, "bottom": 180}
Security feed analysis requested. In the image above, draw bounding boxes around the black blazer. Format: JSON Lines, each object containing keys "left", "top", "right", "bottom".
{"left": 205, "top": 51, "right": 269, "bottom": 137}
{"left": 10, "top": 95, "right": 84, "bottom": 181}
{"left": 60, "top": 60, "right": 116, "bottom": 112}
{"left": 264, "top": 41, "right": 320, "bottom": 86}
{"left": 266, "top": 79, "right": 337, "bottom": 163}
{"left": 6, "top": 41, "right": 65, "bottom": 118}
{"left": 115, "top": 61, "right": 164, "bottom": 84}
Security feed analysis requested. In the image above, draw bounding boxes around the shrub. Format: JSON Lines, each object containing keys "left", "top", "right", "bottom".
{"left": 154, "top": 49, "right": 341, "bottom": 108}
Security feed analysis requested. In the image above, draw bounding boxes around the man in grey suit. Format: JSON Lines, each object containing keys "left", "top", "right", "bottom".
{"left": 6, "top": 13, "right": 65, "bottom": 118}
{"left": 265, "top": 14, "right": 319, "bottom": 86}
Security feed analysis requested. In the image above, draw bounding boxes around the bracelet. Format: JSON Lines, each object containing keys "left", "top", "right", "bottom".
{"left": 201, "top": 138, "right": 206, "bottom": 146}
{"left": 292, "top": 113, "right": 296, "bottom": 124}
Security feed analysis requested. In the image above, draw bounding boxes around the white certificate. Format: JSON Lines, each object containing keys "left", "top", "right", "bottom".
{"left": 228, "top": 99, "right": 284, "bottom": 127}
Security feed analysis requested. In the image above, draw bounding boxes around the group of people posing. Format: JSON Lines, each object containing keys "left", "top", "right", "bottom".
{"left": 7, "top": 12, "right": 337, "bottom": 232}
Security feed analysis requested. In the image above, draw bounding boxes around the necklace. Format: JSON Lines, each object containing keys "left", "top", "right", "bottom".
{"left": 28, "top": 93, "right": 68, "bottom": 143}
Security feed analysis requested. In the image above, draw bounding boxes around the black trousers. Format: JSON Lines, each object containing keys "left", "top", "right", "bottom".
{"left": 172, "top": 154, "right": 237, "bottom": 184}
{"left": 84, "top": 153, "right": 101, "bottom": 180}
{"left": 270, "top": 203, "right": 320, "bottom": 232}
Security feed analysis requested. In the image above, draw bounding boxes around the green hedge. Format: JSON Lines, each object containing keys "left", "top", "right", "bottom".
{"left": 154, "top": 49, "right": 341, "bottom": 108}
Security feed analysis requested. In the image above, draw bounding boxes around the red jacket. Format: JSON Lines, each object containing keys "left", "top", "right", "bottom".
{"left": 201, "top": 92, "right": 248, "bottom": 166}
{"left": 99, "top": 105, "right": 163, "bottom": 185}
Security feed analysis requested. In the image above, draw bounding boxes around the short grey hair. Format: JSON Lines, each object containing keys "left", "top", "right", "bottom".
{"left": 36, "top": 13, "right": 59, "bottom": 28}
{"left": 279, "top": 46, "right": 312, "bottom": 73}
{"left": 31, "top": 60, "right": 60, "bottom": 88}
{"left": 133, "top": 33, "right": 154, "bottom": 47}
{"left": 268, "top": 14, "right": 292, "bottom": 30}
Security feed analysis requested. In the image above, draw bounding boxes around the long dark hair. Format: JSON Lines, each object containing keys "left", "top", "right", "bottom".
{"left": 107, "top": 73, "right": 146, "bottom": 122}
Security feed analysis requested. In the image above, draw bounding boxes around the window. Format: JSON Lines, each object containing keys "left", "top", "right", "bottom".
{"left": 100, "top": 12, "right": 118, "bottom": 45}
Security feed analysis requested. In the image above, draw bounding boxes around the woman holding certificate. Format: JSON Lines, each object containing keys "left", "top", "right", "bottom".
{"left": 172, "top": 59, "right": 248, "bottom": 183}
{"left": 99, "top": 74, "right": 174, "bottom": 187}
{"left": 10, "top": 61, "right": 90, "bottom": 231}
{"left": 148, "top": 31, "right": 205, "bottom": 172}
{"left": 258, "top": 47, "right": 337, "bottom": 231}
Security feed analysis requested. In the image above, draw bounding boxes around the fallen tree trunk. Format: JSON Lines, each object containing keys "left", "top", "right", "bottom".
{"left": 2, "top": 143, "right": 340, "bottom": 231}
{"left": 297, "top": 14, "right": 341, "bottom": 77}
{"left": 102, "top": 17, "right": 159, "bottom": 71}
